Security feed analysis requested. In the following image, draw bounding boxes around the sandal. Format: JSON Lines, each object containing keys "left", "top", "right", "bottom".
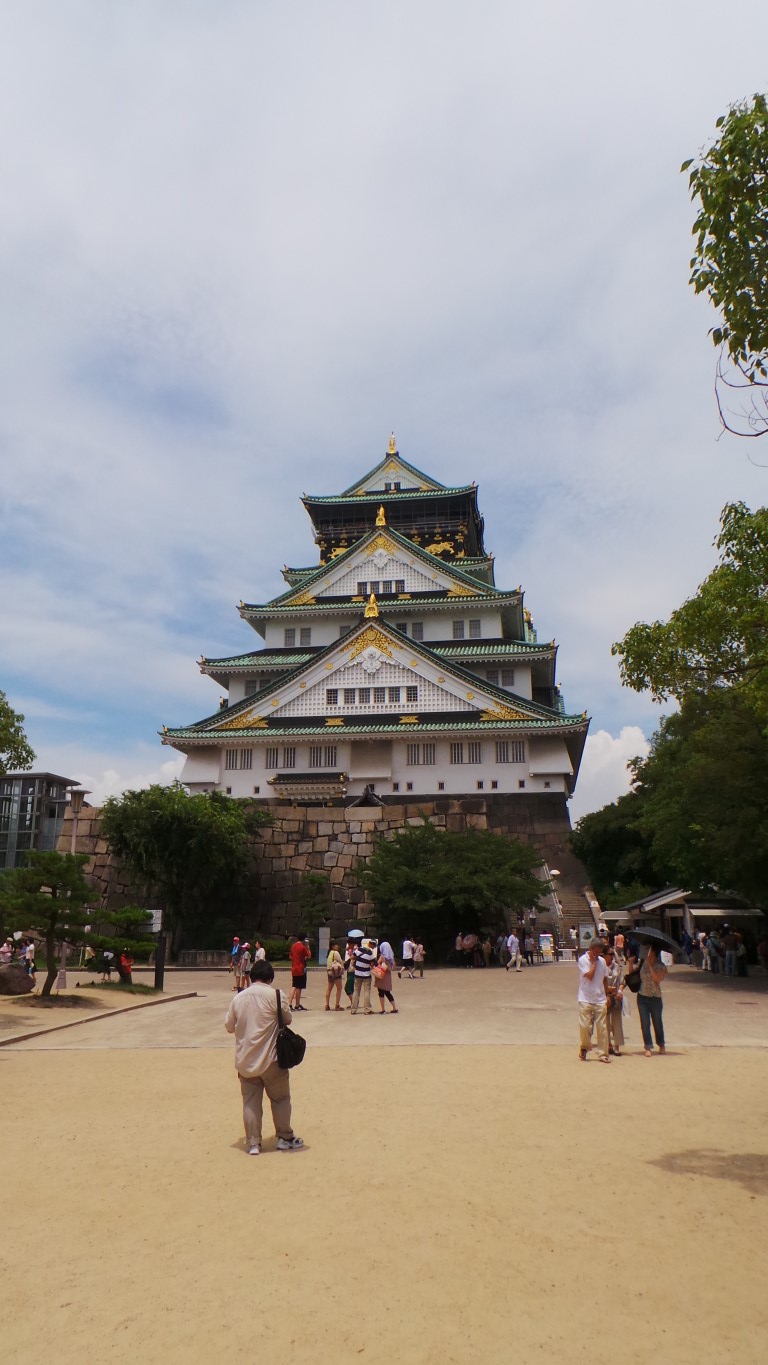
{"left": 598, "top": 1055, "right": 611, "bottom": 1064}
{"left": 579, "top": 1048, "right": 588, "bottom": 1061}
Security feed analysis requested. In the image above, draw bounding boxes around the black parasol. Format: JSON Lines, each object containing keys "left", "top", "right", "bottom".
{"left": 631, "top": 926, "right": 681, "bottom": 955}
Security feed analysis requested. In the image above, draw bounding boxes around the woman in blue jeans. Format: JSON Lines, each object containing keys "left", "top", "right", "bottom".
{"left": 635, "top": 945, "right": 668, "bottom": 1056}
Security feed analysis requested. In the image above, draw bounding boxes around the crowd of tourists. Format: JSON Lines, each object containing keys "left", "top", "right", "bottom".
{"left": 0, "top": 935, "right": 35, "bottom": 976}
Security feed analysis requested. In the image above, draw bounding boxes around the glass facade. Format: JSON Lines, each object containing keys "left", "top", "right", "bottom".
{"left": 0, "top": 773, "right": 76, "bottom": 869}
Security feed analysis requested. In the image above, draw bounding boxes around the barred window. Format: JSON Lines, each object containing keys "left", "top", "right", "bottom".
{"left": 486, "top": 668, "right": 499, "bottom": 686}
{"left": 265, "top": 748, "right": 279, "bottom": 769}
{"left": 373, "top": 687, "right": 386, "bottom": 703}
{"left": 284, "top": 628, "right": 295, "bottom": 647}
{"left": 510, "top": 740, "right": 525, "bottom": 763}
{"left": 406, "top": 685, "right": 418, "bottom": 703}
{"left": 411, "top": 622, "right": 424, "bottom": 641}
{"left": 382, "top": 580, "right": 393, "bottom": 595}
{"left": 357, "top": 581, "right": 367, "bottom": 596}
{"left": 452, "top": 620, "right": 465, "bottom": 640}
{"left": 344, "top": 688, "right": 356, "bottom": 704}
{"left": 369, "top": 580, "right": 380, "bottom": 595}
{"left": 388, "top": 687, "right": 400, "bottom": 703}
{"left": 468, "top": 742, "right": 482, "bottom": 764}
{"left": 309, "top": 746, "right": 322, "bottom": 768}
{"left": 501, "top": 668, "right": 515, "bottom": 688}
{"left": 476, "top": 780, "right": 484, "bottom": 790}
{"left": 469, "top": 619, "right": 481, "bottom": 639}
{"left": 225, "top": 750, "right": 237, "bottom": 770}
{"left": 326, "top": 689, "right": 338, "bottom": 705}
{"left": 450, "top": 743, "right": 464, "bottom": 764}
{"left": 245, "top": 678, "right": 260, "bottom": 695}
{"left": 495, "top": 741, "right": 509, "bottom": 764}
{"left": 282, "top": 747, "right": 296, "bottom": 769}
{"left": 358, "top": 687, "right": 370, "bottom": 704}
{"left": 239, "top": 749, "right": 253, "bottom": 770}
{"left": 300, "top": 627, "right": 311, "bottom": 646}
{"left": 395, "top": 579, "right": 405, "bottom": 593}
{"left": 396, "top": 622, "right": 407, "bottom": 633}
{"left": 324, "top": 745, "right": 337, "bottom": 767}
{"left": 437, "top": 781, "right": 445, "bottom": 791}
{"left": 407, "top": 743, "right": 420, "bottom": 766}
{"left": 422, "top": 743, "right": 436, "bottom": 765}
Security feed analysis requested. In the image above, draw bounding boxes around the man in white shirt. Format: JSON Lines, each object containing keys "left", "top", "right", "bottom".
{"left": 577, "top": 939, "right": 611, "bottom": 1063}
{"left": 505, "top": 931, "right": 522, "bottom": 973}
{"left": 398, "top": 937, "right": 416, "bottom": 979}
{"left": 224, "top": 959, "right": 304, "bottom": 1155}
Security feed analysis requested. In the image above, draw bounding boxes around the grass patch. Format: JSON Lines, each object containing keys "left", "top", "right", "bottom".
{"left": 9, "top": 994, "right": 106, "bottom": 1011}
{"left": 74, "top": 980, "right": 160, "bottom": 996}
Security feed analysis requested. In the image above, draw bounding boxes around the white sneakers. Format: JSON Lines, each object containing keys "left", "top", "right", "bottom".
{"left": 248, "top": 1144, "right": 261, "bottom": 1156}
{"left": 277, "top": 1136, "right": 304, "bottom": 1152}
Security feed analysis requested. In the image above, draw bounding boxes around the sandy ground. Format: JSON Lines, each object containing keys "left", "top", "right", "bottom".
{"left": 2, "top": 965, "right": 768, "bottom": 1365}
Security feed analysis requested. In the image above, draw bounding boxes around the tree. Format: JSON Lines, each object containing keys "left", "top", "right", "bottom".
{"left": 570, "top": 791, "right": 666, "bottom": 906}
{"left": 100, "top": 783, "right": 271, "bottom": 952}
{"left": 612, "top": 502, "right": 768, "bottom": 716}
{"left": 633, "top": 691, "right": 768, "bottom": 905}
{"left": 0, "top": 850, "right": 153, "bottom": 997}
{"left": 0, "top": 690, "right": 35, "bottom": 774}
{"left": 296, "top": 874, "right": 332, "bottom": 935}
{"left": 359, "top": 821, "right": 544, "bottom": 950}
{"left": 683, "top": 94, "right": 768, "bottom": 435}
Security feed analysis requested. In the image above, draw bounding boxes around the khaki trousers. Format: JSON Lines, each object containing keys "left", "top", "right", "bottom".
{"left": 351, "top": 977, "right": 373, "bottom": 1013}
{"left": 239, "top": 1060, "right": 294, "bottom": 1146}
{"left": 578, "top": 1001, "right": 608, "bottom": 1057}
{"left": 607, "top": 1002, "right": 625, "bottom": 1050}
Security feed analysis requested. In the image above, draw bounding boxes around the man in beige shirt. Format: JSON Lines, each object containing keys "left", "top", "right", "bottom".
{"left": 224, "top": 959, "right": 304, "bottom": 1156}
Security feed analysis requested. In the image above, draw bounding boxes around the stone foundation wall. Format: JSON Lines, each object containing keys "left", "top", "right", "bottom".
{"left": 59, "top": 794, "right": 594, "bottom": 939}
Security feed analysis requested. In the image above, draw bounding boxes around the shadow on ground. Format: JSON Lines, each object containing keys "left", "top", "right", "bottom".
{"left": 649, "top": 1148, "right": 768, "bottom": 1195}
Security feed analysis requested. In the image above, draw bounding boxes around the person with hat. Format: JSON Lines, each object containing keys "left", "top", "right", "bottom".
{"left": 350, "top": 937, "right": 377, "bottom": 1015}
{"left": 237, "top": 943, "right": 252, "bottom": 992}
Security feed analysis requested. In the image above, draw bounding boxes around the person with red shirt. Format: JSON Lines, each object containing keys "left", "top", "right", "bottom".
{"left": 289, "top": 935, "right": 312, "bottom": 1010}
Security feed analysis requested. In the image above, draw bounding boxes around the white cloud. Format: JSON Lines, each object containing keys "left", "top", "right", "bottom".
{"left": 2, "top": 3, "right": 767, "bottom": 788}
{"left": 569, "top": 728, "right": 651, "bottom": 823}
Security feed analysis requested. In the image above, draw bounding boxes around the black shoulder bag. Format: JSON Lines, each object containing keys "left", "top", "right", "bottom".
{"left": 275, "top": 989, "right": 307, "bottom": 1069}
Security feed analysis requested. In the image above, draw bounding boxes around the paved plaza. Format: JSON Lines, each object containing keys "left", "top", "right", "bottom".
{"left": 3, "top": 963, "right": 768, "bottom": 1364}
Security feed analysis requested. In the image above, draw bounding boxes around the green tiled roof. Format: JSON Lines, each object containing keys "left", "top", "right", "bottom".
{"left": 164, "top": 714, "right": 588, "bottom": 742}
{"left": 304, "top": 485, "right": 476, "bottom": 505}
{"left": 341, "top": 453, "right": 446, "bottom": 495}
{"left": 201, "top": 650, "right": 315, "bottom": 670}
{"left": 165, "top": 616, "right": 583, "bottom": 742}
{"left": 240, "top": 592, "right": 521, "bottom": 616}
{"left": 433, "top": 642, "right": 555, "bottom": 658}
{"left": 252, "top": 523, "right": 506, "bottom": 610}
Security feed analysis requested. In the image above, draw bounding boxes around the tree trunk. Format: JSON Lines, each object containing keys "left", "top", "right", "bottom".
{"left": 41, "top": 928, "right": 58, "bottom": 998}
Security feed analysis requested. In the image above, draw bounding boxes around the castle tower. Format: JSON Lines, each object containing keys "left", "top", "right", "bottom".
{"left": 162, "top": 439, "right": 589, "bottom": 804}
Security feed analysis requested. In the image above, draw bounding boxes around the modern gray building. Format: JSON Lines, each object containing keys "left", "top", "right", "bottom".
{"left": 0, "top": 772, "right": 77, "bottom": 869}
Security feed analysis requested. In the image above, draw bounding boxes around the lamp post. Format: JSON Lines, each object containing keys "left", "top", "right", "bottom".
{"left": 63, "top": 787, "right": 91, "bottom": 983}
{"left": 548, "top": 867, "right": 564, "bottom": 926}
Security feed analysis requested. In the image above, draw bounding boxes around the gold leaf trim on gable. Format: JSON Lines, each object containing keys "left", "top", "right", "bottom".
{"left": 399, "top": 715, "right": 419, "bottom": 724}
{"left": 288, "top": 590, "right": 316, "bottom": 606}
{"left": 365, "top": 533, "right": 396, "bottom": 557}
{"left": 345, "top": 626, "right": 399, "bottom": 662}
{"left": 480, "top": 705, "right": 528, "bottom": 722}
{"left": 447, "top": 585, "right": 479, "bottom": 597}
{"left": 219, "top": 712, "right": 268, "bottom": 730}
{"left": 426, "top": 539, "right": 454, "bottom": 556}
{"left": 325, "top": 717, "right": 345, "bottom": 726}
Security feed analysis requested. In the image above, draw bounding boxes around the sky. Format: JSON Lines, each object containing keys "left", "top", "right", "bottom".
{"left": 2, "top": 1, "right": 768, "bottom": 821}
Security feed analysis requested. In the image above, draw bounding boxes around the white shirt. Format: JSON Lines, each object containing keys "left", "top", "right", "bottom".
{"left": 225, "top": 982, "right": 292, "bottom": 1078}
{"left": 253, "top": 947, "right": 266, "bottom": 961}
{"left": 402, "top": 939, "right": 415, "bottom": 961}
{"left": 506, "top": 934, "right": 520, "bottom": 955}
{"left": 578, "top": 952, "right": 609, "bottom": 1005}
